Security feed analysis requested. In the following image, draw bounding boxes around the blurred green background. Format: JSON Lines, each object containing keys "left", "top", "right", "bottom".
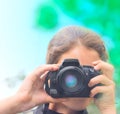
{"left": 35, "top": 0, "right": 120, "bottom": 113}
{"left": 0, "top": 0, "right": 120, "bottom": 113}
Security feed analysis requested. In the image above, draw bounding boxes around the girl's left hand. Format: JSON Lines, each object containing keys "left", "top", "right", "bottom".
{"left": 88, "top": 60, "right": 116, "bottom": 114}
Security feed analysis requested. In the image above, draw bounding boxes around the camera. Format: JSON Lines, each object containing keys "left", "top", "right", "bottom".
{"left": 45, "top": 59, "right": 100, "bottom": 98}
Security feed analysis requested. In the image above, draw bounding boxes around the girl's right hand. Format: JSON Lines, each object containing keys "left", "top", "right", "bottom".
{"left": 16, "top": 64, "right": 66, "bottom": 112}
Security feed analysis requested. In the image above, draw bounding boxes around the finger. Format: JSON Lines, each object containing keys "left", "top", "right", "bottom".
{"left": 36, "top": 64, "right": 59, "bottom": 77}
{"left": 92, "top": 60, "right": 114, "bottom": 80}
{"left": 90, "top": 86, "right": 107, "bottom": 97}
{"left": 92, "top": 60, "right": 101, "bottom": 66}
{"left": 37, "top": 71, "right": 48, "bottom": 88}
{"left": 39, "top": 71, "right": 50, "bottom": 87}
{"left": 92, "top": 60, "right": 107, "bottom": 70}
{"left": 29, "top": 64, "right": 59, "bottom": 81}
{"left": 88, "top": 75, "right": 113, "bottom": 87}
{"left": 39, "top": 64, "right": 61, "bottom": 82}
{"left": 90, "top": 83, "right": 115, "bottom": 98}
{"left": 40, "top": 71, "right": 48, "bottom": 80}
{"left": 93, "top": 60, "right": 114, "bottom": 71}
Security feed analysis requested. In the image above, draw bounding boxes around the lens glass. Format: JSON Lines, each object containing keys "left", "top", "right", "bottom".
{"left": 58, "top": 67, "right": 84, "bottom": 93}
{"left": 65, "top": 74, "right": 77, "bottom": 88}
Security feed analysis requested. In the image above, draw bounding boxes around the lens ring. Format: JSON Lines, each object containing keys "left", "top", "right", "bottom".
{"left": 57, "top": 66, "right": 85, "bottom": 93}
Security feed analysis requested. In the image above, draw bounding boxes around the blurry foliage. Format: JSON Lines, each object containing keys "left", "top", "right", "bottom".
{"left": 34, "top": 0, "right": 120, "bottom": 113}
{"left": 5, "top": 71, "right": 26, "bottom": 88}
{"left": 35, "top": 3, "right": 58, "bottom": 29}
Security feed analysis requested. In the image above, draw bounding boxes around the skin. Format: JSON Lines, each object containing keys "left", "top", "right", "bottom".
{"left": 0, "top": 46, "right": 116, "bottom": 114}
{"left": 0, "top": 64, "right": 67, "bottom": 114}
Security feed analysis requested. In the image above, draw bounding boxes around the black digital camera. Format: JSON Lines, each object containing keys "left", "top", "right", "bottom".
{"left": 45, "top": 59, "right": 100, "bottom": 98}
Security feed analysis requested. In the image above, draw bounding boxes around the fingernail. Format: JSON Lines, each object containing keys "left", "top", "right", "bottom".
{"left": 94, "top": 66, "right": 98, "bottom": 70}
{"left": 88, "top": 83, "right": 92, "bottom": 87}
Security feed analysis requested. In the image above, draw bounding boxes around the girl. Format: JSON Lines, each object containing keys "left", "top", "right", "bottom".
{"left": 0, "top": 26, "right": 116, "bottom": 114}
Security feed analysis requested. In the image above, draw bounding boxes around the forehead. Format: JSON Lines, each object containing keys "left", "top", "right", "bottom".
{"left": 58, "top": 46, "right": 100, "bottom": 66}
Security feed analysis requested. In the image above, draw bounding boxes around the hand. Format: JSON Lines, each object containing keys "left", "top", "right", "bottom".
{"left": 15, "top": 64, "right": 66, "bottom": 112}
{"left": 92, "top": 60, "right": 114, "bottom": 80}
{"left": 88, "top": 60, "right": 116, "bottom": 114}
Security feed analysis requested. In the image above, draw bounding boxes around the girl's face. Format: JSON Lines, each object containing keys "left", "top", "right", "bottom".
{"left": 57, "top": 45, "right": 100, "bottom": 111}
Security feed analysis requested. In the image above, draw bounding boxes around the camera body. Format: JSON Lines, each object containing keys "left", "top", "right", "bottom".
{"left": 45, "top": 59, "right": 100, "bottom": 98}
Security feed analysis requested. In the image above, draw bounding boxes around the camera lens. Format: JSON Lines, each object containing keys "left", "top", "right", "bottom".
{"left": 65, "top": 74, "right": 77, "bottom": 88}
{"left": 57, "top": 66, "right": 85, "bottom": 93}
